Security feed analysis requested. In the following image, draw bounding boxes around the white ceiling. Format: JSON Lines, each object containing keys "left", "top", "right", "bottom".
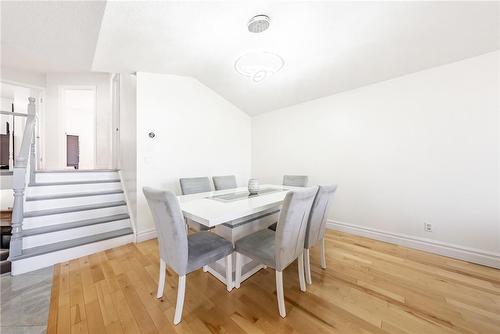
{"left": 2, "top": 1, "right": 499, "bottom": 115}
{"left": 93, "top": 1, "right": 500, "bottom": 115}
{"left": 1, "top": 1, "right": 106, "bottom": 73}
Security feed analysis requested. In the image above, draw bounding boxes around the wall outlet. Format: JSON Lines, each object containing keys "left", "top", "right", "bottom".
{"left": 424, "top": 223, "right": 432, "bottom": 232}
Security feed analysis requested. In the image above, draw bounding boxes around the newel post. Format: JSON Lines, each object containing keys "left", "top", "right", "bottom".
{"left": 10, "top": 167, "right": 26, "bottom": 258}
{"left": 9, "top": 97, "right": 36, "bottom": 259}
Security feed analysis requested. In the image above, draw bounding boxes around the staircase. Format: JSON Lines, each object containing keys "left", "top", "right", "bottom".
{"left": 10, "top": 169, "right": 134, "bottom": 275}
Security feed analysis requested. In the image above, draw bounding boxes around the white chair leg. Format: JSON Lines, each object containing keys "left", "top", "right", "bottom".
{"left": 304, "top": 248, "right": 312, "bottom": 285}
{"left": 173, "top": 275, "right": 186, "bottom": 325}
{"left": 156, "top": 259, "right": 166, "bottom": 298}
{"left": 298, "top": 252, "right": 306, "bottom": 292}
{"left": 276, "top": 271, "right": 286, "bottom": 318}
{"left": 235, "top": 252, "right": 242, "bottom": 289}
{"left": 320, "top": 238, "right": 327, "bottom": 269}
{"left": 202, "top": 265, "right": 208, "bottom": 272}
{"left": 225, "top": 254, "right": 233, "bottom": 292}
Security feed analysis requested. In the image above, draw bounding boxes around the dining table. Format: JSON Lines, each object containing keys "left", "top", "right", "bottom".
{"left": 177, "top": 184, "right": 294, "bottom": 288}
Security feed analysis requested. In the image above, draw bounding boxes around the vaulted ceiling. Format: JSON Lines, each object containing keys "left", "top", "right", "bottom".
{"left": 1, "top": 1, "right": 106, "bottom": 73}
{"left": 2, "top": 1, "right": 499, "bottom": 115}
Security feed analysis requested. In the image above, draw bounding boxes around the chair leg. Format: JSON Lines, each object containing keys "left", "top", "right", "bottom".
{"left": 298, "top": 252, "right": 306, "bottom": 292}
{"left": 276, "top": 271, "right": 286, "bottom": 318}
{"left": 202, "top": 265, "right": 208, "bottom": 272}
{"left": 225, "top": 254, "right": 233, "bottom": 292}
{"left": 304, "top": 248, "right": 312, "bottom": 285}
{"left": 235, "top": 252, "right": 242, "bottom": 288}
{"left": 173, "top": 275, "right": 186, "bottom": 325}
{"left": 320, "top": 238, "right": 327, "bottom": 269}
{"left": 156, "top": 259, "right": 166, "bottom": 298}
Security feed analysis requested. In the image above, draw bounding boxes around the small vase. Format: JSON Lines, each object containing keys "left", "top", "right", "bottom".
{"left": 248, "top": 178, "right": 259, "bottom": 194}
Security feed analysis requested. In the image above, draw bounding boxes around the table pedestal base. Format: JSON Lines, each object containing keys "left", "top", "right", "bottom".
{"left": 204, "top": 207, "right": 279, "bottom": 288}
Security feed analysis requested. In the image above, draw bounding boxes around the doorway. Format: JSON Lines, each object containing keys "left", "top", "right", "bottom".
{"left": 0, "top": 82, "right": 44, "bottom": 170}
{"left": 59, "top": 87, "right": 96, "bottom": 170}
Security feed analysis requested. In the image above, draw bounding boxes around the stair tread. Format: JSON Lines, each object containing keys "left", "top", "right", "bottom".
{"left": 12, "top": 228, "right": 134, "bottom": 260}
{"left": 22, "top": 214, "right": 130, "bottom": 236}
{"left": 24, "top": 201, "right": 127, "bottom": 217}
{"left": 29, "top": 179, "right": 121, "bottom": 186}
{"left": 35, "top": 169, "right": 119, "bottom": 173}
{"left": 26, "top": 189, "right": 124, "bottom": 201}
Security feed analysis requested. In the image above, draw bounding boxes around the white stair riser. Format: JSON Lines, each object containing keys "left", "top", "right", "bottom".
{"left": 11, "top": 234, "right": 134, "bottom": 275}
{"left": 26, "top": 182, "right": 122, "bottom": 196}
{"left": 22, "top": 219, "right": 131, "bottom": 249}
{"left": 35, "top": 171, "right": 119, "bottom": 183}
{"left": 25, "top": 193, "right": 125, "bottom": 211}
{"left": 23, "top": 206, "right": 128, "bottom": 229}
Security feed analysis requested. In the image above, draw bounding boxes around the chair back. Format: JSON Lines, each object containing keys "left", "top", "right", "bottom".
{"left": 283, "top": 175, "right": 308, "bottom": 187}
{"left": 275, "top": 187, "right": 318, "bottom": 270}
{"left": 143, "top": 187, "right": 188, "bottom": 275}
{"left": 179, "top": 177, "right": 211, "bottom": 195}
{"left": 304, "top": 185, "right": 338, "bottom": 249}
{"left": 213, "top": 175, "right": 237, "bottom": 190}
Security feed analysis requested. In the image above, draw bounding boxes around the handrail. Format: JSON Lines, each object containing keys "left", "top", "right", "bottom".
{"left": 9, "top": 97, "right": 37, "bottom": 259}
{"left": 0, "top": 110, "right": 28, "bottom": 117}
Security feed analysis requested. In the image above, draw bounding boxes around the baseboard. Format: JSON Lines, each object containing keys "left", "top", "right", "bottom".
{"left": 327, "top": 220, "right": 500, "bottom": 269}
{"left": 136, "top": 228, "right": 157, "bottom": 243}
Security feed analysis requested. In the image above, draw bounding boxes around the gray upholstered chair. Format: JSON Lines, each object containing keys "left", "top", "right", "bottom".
{"left": 303, "top": 185, "right": 338, "bottom": 285}
{"left": 268, "top": 175, "right": 310, "bottom": 232}
{"left": 234, "top": 187, "right": 318, "bottom": 318}
{"left": 143, "top": 187, "right": 233, "bottom": 325}
{"left": 212, "top": 175, "right": 237, "bottom": 190}
{"left": 283, "top": 175, "right": 309, "bottom": 187}
{"left": 179, "top": 177, "right": 212, "bottom": 231}
{"left": 179, "top": 177, "right": 212, "bottom": 195}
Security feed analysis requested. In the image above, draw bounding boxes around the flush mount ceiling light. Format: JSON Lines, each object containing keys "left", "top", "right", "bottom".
{"left": 248, "top": 15, "right": 270, "bottom": 33}
{"left": 234, "top": 51, "right": 284, "bottom": 83}
{"left": 235, "top": 15, "right": 283, "bottom": 83}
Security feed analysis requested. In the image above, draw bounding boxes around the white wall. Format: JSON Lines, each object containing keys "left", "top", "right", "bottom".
{"left": 252, "top": 52, "right": 499, "bottom": 259}
{"left": 118, "top": 73, "right": 137, "bottom": 227}
{"left": 44, "top": 73, "right": 113, "bottom": 169}
{"left": 1, "top": 67, "right": 46, "bottom": 88}
{"left": 135, "top": 72, "right": 251, "bottom": 237}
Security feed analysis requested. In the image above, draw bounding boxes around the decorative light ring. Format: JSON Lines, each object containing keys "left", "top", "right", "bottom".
{"left": 234, "top": 51, "right": 284, "bottom": 83}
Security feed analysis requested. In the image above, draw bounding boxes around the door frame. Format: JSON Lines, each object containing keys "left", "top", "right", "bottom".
{"left": 58, "top": 85, "right": 97, "bottom": 170}
{"left": 111, "top": 74, "right": 120, "bottom": 170}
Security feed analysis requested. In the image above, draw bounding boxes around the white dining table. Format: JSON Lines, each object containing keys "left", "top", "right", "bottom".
{"left": 177, "top": 184, "right": 293, "bottom": 287}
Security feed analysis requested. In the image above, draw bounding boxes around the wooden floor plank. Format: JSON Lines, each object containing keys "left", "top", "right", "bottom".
{"left": 47, "top": 264, "right": 61, "bottom": 334}
{"left": 47, "top": 230, "right": 500, "bottom": 334}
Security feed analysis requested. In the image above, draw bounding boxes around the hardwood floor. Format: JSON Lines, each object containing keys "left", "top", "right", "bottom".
{"left": 46, "top": 230, "right": 500, "bottom": 334}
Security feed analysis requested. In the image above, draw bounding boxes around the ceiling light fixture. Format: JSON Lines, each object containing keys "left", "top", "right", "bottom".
{"left": 248, "top": 15, "right": 270, "bottom": 33}
{"left": 234, "top": 51, "right": 284, "bottom": 83}
{"left": 235, "top": 15, "right": 283, "bottom": 83}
